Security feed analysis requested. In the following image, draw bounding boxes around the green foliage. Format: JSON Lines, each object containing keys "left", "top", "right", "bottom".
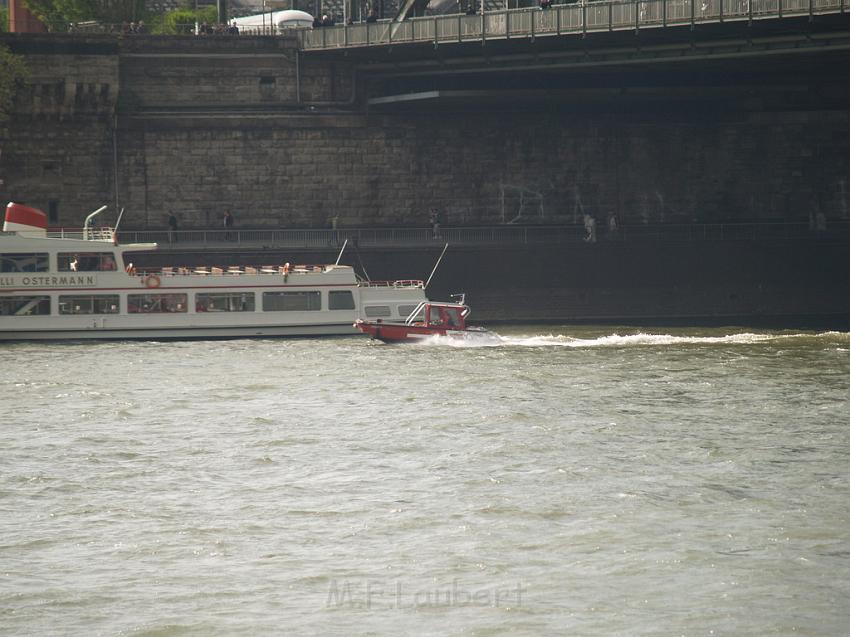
{"left": 0, "top": 45, "right": 29, "bottom": 126}
{"left": 156, "top": 6, "right": 218, "bottom": 35}
{"left": 1, "top": 7, "right": 9, "bottom": 32}
{"left": 22, "top": 0, "right": 146, "bottom": 30}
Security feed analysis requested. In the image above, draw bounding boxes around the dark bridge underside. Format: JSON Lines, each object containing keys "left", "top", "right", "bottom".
{"left": 305, "top": 14, "right": 850, "bottom": 109}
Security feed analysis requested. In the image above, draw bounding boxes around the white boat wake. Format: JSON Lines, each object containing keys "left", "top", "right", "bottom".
{"left": 413, "top": 330, "right": 850, "bottom": 349}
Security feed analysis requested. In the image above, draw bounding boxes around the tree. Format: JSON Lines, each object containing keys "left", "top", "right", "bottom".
{"left": 23, "top": 0, "right": 146, "bottom": 30}
{"left": 157, "top": 6, "right": 218, "bottom": 34}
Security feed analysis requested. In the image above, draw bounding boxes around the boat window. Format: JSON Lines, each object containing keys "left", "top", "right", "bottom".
{"left": 364, "top": 305, "right": 391, "bottom": 318}
{"left": 329, "top": 290, "right": 355, "bottom": 310}
{"left": 445, "top": 307, "right": 462, "bottom": 327}
{"left": 428, "top": 307, "right": 446, "bottom": 326}
{"left": 57, "top": 252, "right": 117, "bottom": 272}
{"left": 397, "top": 305, "right": 419, "bottom": 319}
{"left": 127, "top": 293, "right": 188, "bottom": 313}
{"left": 0, "top": 253, "right": 49, "bottom": 273}
{"left": 196, "top": 292, "right": 255, "bottom": 312}
{"left": 59, "top": 295, "right": 120, "bottom": 315}
{"left": 0, "top": 295, "right": 51, "bottom": 315}
{"left": 262, "top": 291, "right": 321, "bottom": 312}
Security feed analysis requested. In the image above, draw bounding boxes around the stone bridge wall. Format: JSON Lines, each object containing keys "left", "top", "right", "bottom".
{"left": 1, "top": 32, "right": 849, "bottom": 231}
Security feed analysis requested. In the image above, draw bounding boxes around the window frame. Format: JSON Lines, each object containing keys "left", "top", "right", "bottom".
{"left": 127, "top": 293, "right": 188, "bottom": 314}
{"left": 0, "top": 253, "right": 50, "bottom": 273}
{"left": 0, "top": 295, "right": 51, "bottom": 316}
{"left": 58, "top": 294, "right": 120, "bottom": 315}
{"left": 262, "top": 291, "right": 322, "bottom": 312}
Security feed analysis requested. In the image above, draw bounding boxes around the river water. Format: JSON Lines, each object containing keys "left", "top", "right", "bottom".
{"left": 2, "top": 326, "right": 849, "bottom": 636}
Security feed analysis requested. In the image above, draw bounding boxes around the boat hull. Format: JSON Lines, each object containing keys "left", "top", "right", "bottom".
{"left": 354, "top": 320, "right": 496, "bottom": 344}
{"left": 0, "top": 322, "right": 358, "bottom": 341}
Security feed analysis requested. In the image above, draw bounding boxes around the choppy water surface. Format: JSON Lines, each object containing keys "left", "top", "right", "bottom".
{"left": 2, "top": 327, "right": 849, "bottom": 636}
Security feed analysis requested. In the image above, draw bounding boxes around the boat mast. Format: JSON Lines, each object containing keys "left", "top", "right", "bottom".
{"left": 335, "top": 238, "right": 348, "bottom": 265}
{"left": 425, "top": 243, "right": 449, "bottom": 289}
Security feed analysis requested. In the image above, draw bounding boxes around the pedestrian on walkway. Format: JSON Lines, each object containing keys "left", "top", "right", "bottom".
{"left": 583, "top": 213, "right": 597, "bottom": 243}
{"left": 429, "top": 208, "right": 442, "bottom": 239}
{"left": 167, "top": 211, "right": 178, "bottom": 243}
{"left": 224, "top": 210, "right": 235, "bottom": 241}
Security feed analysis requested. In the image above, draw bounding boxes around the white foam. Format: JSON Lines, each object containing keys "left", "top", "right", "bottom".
{"left": 413, "top": 331, "right": 850, "bottom": 349}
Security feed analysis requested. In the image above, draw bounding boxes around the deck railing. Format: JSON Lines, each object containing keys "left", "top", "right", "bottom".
{"left": 300, "top": 0, "right": 848, "bottom": 50}
{"left": 102, "top": 221, "right": 850, "bottom": 249}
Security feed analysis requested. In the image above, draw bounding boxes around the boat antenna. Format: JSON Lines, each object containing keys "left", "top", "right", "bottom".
{"left": 334, "top": 238, "right": 348, "bottom": 265}
{"left": 424, "top": 243, "right": 449, "bottom": 289}
{"left": 112, "top": 207, "right": 126, "bottom": 245}
{"left": 354, "top": 242, "right": 371, "bottom": 282}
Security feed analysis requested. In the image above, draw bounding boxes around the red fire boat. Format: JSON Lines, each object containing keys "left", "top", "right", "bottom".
{"left": 354, "top": 296, "right": 497, "bottom": 344}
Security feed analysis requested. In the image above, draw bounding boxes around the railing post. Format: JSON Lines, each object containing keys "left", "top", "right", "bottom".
{"left": 582, "top": 1, "right": 587, "bottom": 36}
{"left": 458, "top": 14, "right": 462, "bottom": 42}
{"left": 481, "top": 10, "right": 486, "bottom": 45}
{"left": 663, "top": 0, "right": 667, "bottom": 27}
{"left": 808, "top": 0, "right": 814, "bottom": 20}
{"left": 778, "top": 0, "right": 783, "bottom": 18}
{"left": 690, "top": 0, "right": 695, "bottom": 28}
{"left": 557, "top": 5, "right": 561, "bottom": 34}
{"left": 635, "top": 1, "right": 640, "bottom": 32}
{"left": 507, "top": 10, "right": 511, "bottom": 38}
{"left": 719, "top": 0, "right": 724, "bottom": 22}
{"left": 531, "top": 9, "right": 535, "bottom": 40}
{"left": 609, "top": 1, "right": 613, "bottom": 31}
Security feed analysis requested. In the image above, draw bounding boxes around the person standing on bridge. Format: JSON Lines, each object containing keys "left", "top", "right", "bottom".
{"left": 430, "top": 208, "right": 442, "bottom": 239}
{"left": 607, "top": 212, "right": 620, "bottom": 240}
{"left": 224, "top": 210, "right": 235, "bottom": 241}
{"left": 168, "top": 211, "right": 178, "bottom": 243}
{"left": 583, "top": 213, "right": 597, "bottom": 243}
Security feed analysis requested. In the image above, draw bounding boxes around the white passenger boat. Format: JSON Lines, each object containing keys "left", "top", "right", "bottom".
{"left": 0, "top": 202, "right": 428, "bottom": 341}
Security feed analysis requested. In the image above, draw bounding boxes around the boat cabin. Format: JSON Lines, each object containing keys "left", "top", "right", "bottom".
{"left": 407, "top": 301, "right": 469, "bottom": 330}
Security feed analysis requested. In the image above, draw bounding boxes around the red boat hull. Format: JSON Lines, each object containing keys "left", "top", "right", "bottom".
{"left": 354, "top": 320, "right": 450, "bottom": 343}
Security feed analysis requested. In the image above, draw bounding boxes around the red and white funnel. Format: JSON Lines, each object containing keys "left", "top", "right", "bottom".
{"left": 4, "top": 202, "right": 47, "bottom": 236}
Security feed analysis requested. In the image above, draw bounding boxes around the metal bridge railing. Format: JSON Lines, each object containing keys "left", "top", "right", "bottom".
{"left": 300, "top": 0, "right": 848, "bottom": 50}
{"left": 110, "top": 222, "right": 849, "bottom": 249}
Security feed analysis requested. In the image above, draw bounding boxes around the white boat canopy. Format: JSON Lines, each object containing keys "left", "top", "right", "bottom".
{"left": 231, "top": 9, "right": 314, "bottom": 30}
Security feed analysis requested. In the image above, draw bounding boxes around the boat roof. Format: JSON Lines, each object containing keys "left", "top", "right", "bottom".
{"left": 0, "top": 231, "right": 157, "bottom": 251}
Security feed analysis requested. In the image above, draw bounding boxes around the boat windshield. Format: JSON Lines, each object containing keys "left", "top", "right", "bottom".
{"left": 425, "top": 305, "right": 464, "bottom": 328}
{"left": 445, "top": 307, "right": 462, "bottom": 328}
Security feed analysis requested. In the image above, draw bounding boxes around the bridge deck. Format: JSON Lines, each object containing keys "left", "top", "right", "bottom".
{"left": 106, "top": 222, "right": 850, "bottom": 252}
{"left": 300, "top": 0, "right": 848, "bottom": 50}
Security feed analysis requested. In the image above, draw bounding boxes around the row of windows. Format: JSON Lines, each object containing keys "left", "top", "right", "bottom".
{"left": 0, "top": 291, "right": 361, "bottom": 316}
{"left": 1, "top": 252, "right": 119, "bottom": 273}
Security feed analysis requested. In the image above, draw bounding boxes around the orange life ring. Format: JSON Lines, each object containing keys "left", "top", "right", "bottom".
{"left": 144, "top": 274, "right": 161, "bottom": 289}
